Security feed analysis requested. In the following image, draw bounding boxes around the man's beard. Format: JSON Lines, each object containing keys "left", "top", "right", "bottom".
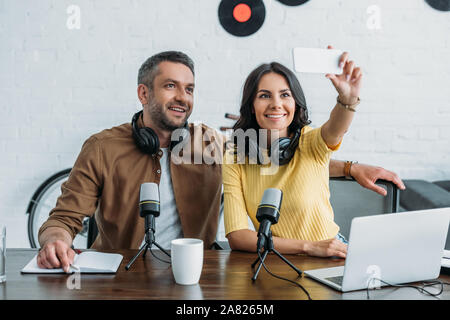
{"left": 147, "top": 100, "right": 189, "bottom": 131}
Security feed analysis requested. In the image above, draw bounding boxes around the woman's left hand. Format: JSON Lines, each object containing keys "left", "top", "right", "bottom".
{"left": 325, "top": 45, "right": 362, "bottom": 105}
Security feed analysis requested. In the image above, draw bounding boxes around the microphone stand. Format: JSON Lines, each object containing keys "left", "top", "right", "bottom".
{"left": 251, "top": 230, "right": 303, "bottom": 281}
{"left": 125, "top": 216, "right": 171, "bottom": 270}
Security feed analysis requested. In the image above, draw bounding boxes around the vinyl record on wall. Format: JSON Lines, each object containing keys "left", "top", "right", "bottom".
{"left": 425, "top": 0, "right": 450, "bottom": 11}
{"left": 218, "top": 0, "right": 266, "bottom": 37}
{"left": 277, "top": 0, "right": 310, "bottom": 6}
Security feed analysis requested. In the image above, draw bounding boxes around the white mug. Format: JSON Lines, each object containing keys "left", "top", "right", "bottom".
{"left": 171, "top": 238, "right": 203, "bottom": 285}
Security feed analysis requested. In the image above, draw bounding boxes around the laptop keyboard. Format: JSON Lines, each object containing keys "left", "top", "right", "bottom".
{"left": 325, "top": 276, "right": 344, "bottom": 286}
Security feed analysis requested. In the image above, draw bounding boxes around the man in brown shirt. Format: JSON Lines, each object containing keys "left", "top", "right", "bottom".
{"left": 37, "top": 51, "right": 405, "bottom": 272}
{"left": 37, "top": 51, "right": 225, "bottom": 272}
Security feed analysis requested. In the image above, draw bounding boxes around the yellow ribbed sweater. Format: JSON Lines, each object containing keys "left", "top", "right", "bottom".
{"left": 223, "top": 126, "right": 340, "bottom": 242}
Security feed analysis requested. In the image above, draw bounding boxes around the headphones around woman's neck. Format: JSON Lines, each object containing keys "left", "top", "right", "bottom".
{"left": 131, "top": 110, "right": 190, "bottom": 155}
{"left": 272, "top": 128, "right": 301, "bottom": 165}
{"left": 233, "top": 127, "right": 301, "bottom": 166}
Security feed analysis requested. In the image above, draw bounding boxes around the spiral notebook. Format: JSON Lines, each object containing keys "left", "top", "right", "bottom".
{"left": 21, "top": 251, "right": 123, "bottom": 274}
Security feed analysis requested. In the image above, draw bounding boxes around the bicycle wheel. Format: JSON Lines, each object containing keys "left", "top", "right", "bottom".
{"left": 26, "top": 168, "right": 90, "bottom": 249}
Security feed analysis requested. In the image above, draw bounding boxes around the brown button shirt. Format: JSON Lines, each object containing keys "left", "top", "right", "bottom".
{"left": 38, "top": 116, "right": 223, "bottom": 250}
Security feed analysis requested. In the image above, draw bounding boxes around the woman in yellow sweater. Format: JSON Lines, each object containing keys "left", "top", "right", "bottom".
{"left": 223, "top": 48, "right": 362, "bottom": 258}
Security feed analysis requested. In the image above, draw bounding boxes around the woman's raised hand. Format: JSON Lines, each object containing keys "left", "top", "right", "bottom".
{"left": 325, "top": 45, "right": 362, "bottom": 105}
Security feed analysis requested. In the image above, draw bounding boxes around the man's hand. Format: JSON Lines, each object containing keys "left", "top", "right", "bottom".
{"left": 37, "top": 227, "right": 75, "bottom": 273}
{"left": 351, "top": 163, "right": 406, "bottom": 196}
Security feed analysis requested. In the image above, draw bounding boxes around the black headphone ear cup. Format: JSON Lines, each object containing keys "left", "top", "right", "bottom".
{"left": 138, "top": 128, "right": 152, "bottom": 146}
{"left": 131, "top": 110, "right": 160, "bottom": 155}
{"left": 132, "top": 127, "right": 148, "bottom": 152}
{"left": 278, "top": 137, "right": 291, "bottom": 148}
{"left": 276, "top": 137, "right": 292, "bottom": 165}
{"left": 139, "top": 128, "right": 159, "bottom": 155}
{"left": 131, "top": 112, "right": 143, "bottom": 144}
{"left": 272, "top": 128, "right": 301, "bottom": 165}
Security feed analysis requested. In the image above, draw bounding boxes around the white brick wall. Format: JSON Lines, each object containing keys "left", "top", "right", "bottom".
{"left": 0, "top": 0, "right": 449, "bottom": 247}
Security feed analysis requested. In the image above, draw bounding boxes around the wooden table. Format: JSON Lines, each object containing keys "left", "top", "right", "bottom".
{"left": 1, "top": 249, "right": 449, "bottom": 300}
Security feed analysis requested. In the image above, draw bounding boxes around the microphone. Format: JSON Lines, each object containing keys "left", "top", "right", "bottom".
{"left": 256, "top": 188, "right": 282, "bottom": 252}
{"left": 126, "top": 182, "right": 170, "bottom": 270}
{"left": 139, "top": 183, "right": 160, "bottom": 245}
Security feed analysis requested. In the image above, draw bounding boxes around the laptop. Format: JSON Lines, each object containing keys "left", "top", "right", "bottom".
{"left": 304, "top": 208, "right": 450, "bottom": 292}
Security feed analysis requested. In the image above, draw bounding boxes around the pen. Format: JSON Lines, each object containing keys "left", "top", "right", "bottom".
{"left": 71, "top": 245, "right": 82, "bottom": 255}
{"left": 65, "top": 247, "right": 82, "bottom": 273}
{"left": 70, "top": 264, "right": 80, "bottom": 272}
{"left": 64, "top": 263, "right": 79, "bottom": 274}
{"left": 71, "top": 248, "right": 82, "bottom": 272}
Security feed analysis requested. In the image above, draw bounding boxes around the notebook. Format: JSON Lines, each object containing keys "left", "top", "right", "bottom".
{"left": 21, "top": 251, "right": 123, "bottom": 274}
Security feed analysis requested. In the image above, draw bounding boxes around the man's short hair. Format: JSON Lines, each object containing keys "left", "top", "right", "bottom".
{"left": 137, "top": 51, "right": 195, "bottom": 91}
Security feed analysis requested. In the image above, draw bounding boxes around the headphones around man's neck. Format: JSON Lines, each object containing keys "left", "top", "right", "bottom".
{"left": 131, "top": 110, "right": 190, "bottom": 155}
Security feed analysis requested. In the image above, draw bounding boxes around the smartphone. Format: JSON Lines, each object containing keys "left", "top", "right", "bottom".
{"left": 292, "top": 47, "right": 343, "bottom": 74}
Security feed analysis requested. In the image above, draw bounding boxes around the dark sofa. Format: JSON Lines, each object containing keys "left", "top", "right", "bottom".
{"left": 400, "top": 180, "right": 450, "bottom": 250}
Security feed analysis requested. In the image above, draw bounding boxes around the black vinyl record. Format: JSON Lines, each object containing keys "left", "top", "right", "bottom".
{"left": 277, "top": 0, "right": 310, "bottom": 6}
{"left": 218, "top": 0, "right": 266, "bottom": 37}
{"left": 425, "top": 0, "right": 450, "bottom": 11}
